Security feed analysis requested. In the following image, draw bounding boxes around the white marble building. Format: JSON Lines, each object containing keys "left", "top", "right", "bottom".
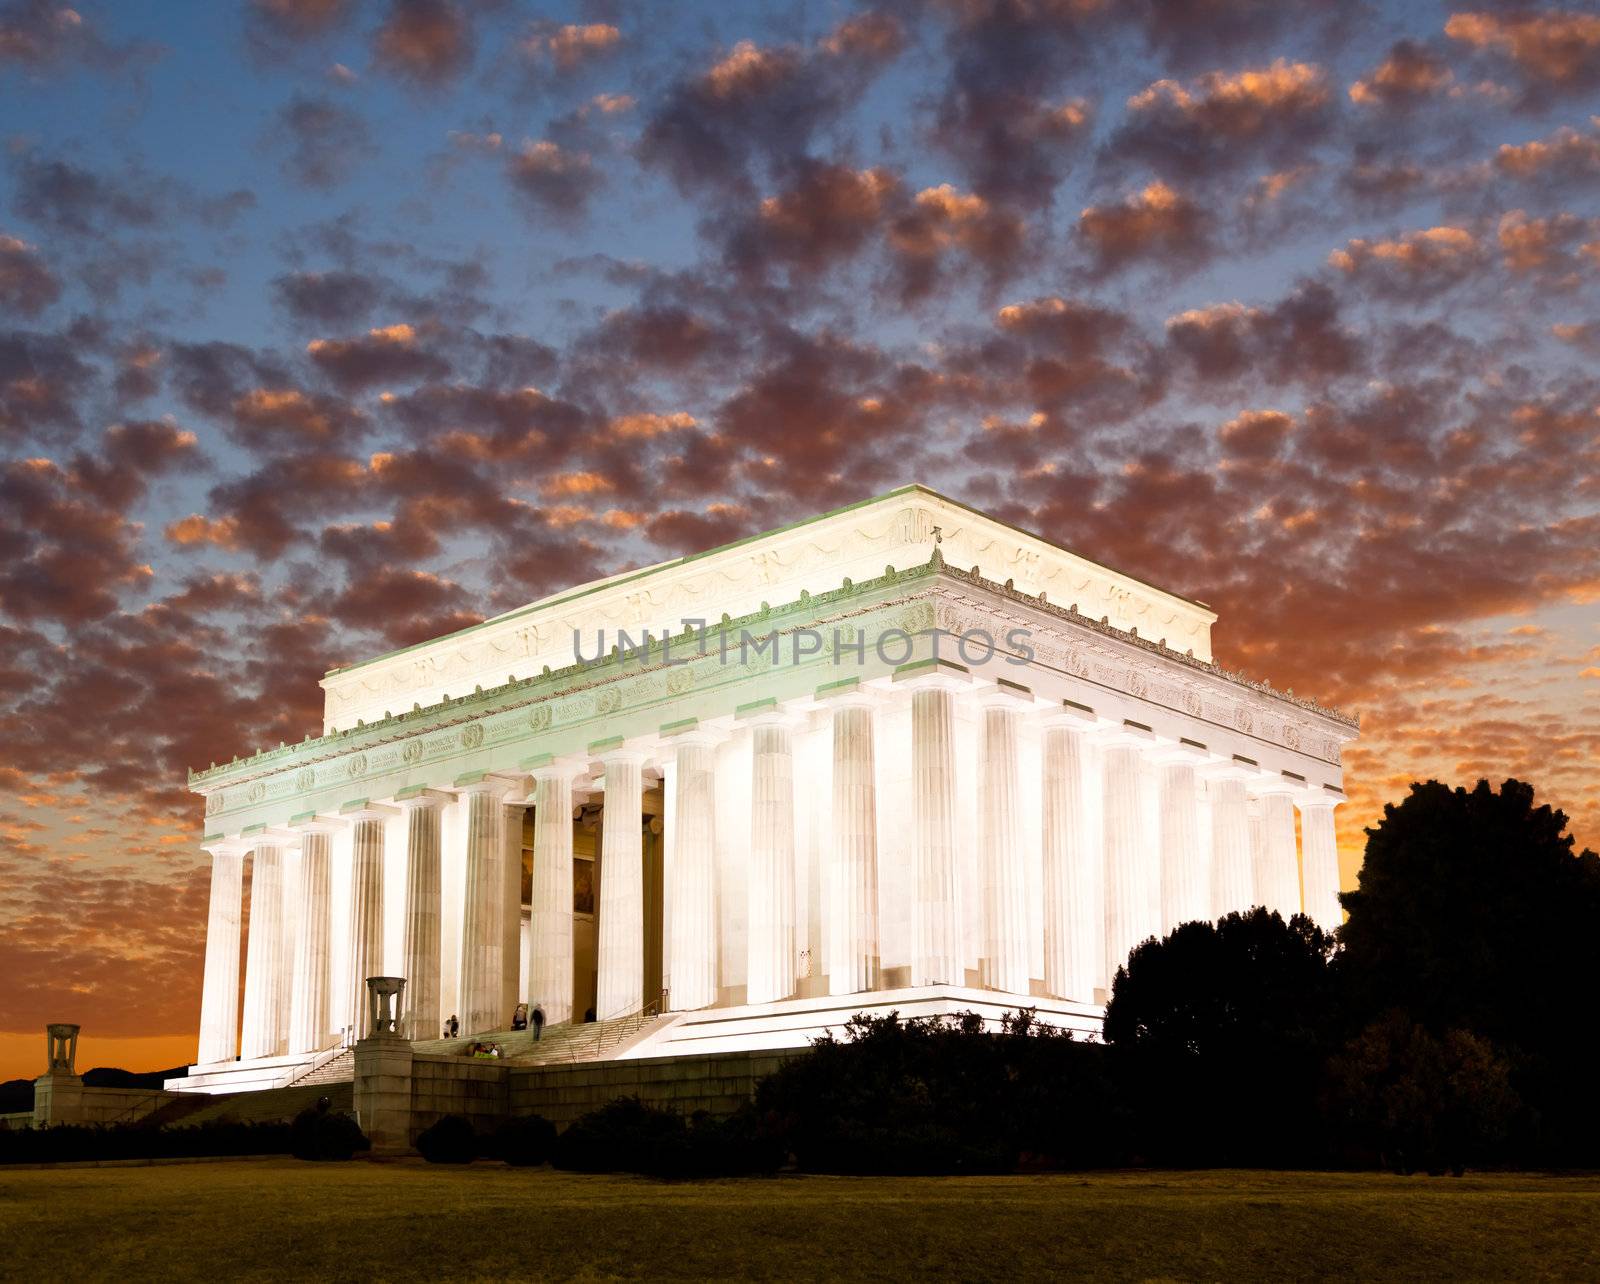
{"left": 177, "top": 486, "right": 1357, "bottom": 1091}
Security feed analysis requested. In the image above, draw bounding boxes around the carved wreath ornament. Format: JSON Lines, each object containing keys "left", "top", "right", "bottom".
{"left": 460, "top": 722, "right": 484, "bottom": 750}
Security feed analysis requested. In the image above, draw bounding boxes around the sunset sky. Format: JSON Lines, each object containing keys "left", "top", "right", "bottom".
{"left": 2, "top": 0, "right": 1598, "bottom": 1082}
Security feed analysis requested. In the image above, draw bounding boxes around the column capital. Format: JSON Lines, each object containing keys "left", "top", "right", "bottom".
{"left": 452, "top": 769, "right": 524, "bottom": 797}
{"left": 813, "top": 677, "right": 880, "bottom": 711}
{"left": 1090, "top": 719, "right": 1158, "bottom": 750}
{"left": 733, "top": 696, "right": 800, "bottom": 728}
{"left": 519, "top": 751, "right": 588, "bottom": 781}
{"left": 973, "top": 678, "right": 1036, "bottom": 710}
{"left": 1196, "top": 754, "right": 1261, "bottom": 783}
{"left": 1297, "top": 785, "right": 1345, "bottom": 811}
{"left": 1038, "top": 698, "right": 1102, "bottom": 731}
{"left": 339, "top": 799, "right": 402, "bottom": 822}
{"left": 589, "top": 737, "right": 649, "bottom": 768}
{"left": 891, "top": 657, "right": 971, "bottom": 693}
{"left": 391, "top": 786, "right": 453, "bottom": 811}
{"left": 1248, "top": 771, "right": 1305, "bottom": 798}
{"left": 1146, "top": 736, "right": 1210, "bottom": 766}
{"left": 287, "top": 811, "right": 347, "bottom": 835}
{"left": 201, "top": 835, "right": 251, "bottom": 858}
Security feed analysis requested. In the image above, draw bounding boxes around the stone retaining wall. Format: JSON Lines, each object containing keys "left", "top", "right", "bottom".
{"left": 508, "top": 1050, "right": 793, "bottom": 1128}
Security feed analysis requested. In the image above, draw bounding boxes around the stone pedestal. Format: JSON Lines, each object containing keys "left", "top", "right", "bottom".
{"left": 353, "top": 1033, "right": 415, "bottom": 1155}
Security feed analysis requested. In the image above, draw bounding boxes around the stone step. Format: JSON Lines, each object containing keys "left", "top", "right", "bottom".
{"left": 173, "top": 1081, "right": 353, "bottom": 1128}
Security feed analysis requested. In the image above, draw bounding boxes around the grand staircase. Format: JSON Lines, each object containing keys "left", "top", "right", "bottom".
{"left": 412, "top": 1007, "right": 673, "bottom": 1066}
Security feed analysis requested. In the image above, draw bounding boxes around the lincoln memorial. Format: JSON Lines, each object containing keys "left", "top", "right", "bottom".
{"left": 173, "top": 486, "right": 1357, "bottom": 1095}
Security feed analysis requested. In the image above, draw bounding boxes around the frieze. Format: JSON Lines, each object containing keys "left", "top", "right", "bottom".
{"left": 194, "top": 551, "right": 1353, "bottom": 822}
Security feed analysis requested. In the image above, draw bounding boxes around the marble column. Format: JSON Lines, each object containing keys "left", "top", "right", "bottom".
{"left": 288, "top": 822, "right": 338, "bottom": 1055}
{"left": 596, "top": 748, "right": 646, "bottom": 1020}
{"left": 1102, "top": 737, "right": 1160, "bottom": 980}
{"left": 397, "top": 790, "right": 447, "bottom": 1041}
{"left": 1256, "top": 785, "right": 1302, "bottom": 919}
{"left": 1041, "top": 719, "right": 1100, "bottom": 1002}
{"left": 979, "top": 696, "right": 1030, "bottom": 995}
{"left": 668, "top": 733, "right": 720, "bottom": 1011}
{"left": 1158, "top": 757, "right": 1207, "bottom": 932}
{"left": 343, "top": 805, "right": 394, "bottom": 1038}
{"left": 1203, "top": 763, "right": 1254, "bottom": 918}
{"left": 747, "top": 714, "right": 797, "bottom": 1005}
{"left": 830, "top": 696, "right": 879, "bottom": 995}
{"left": 240, "top": 843, "right": 288, "bottom": 1060}
{"left": 197, "top": 843, "right": 246, "bottom": 1065}
{"left": 528, "top": 762, "right": 578, "bottom": 1024}
{"left": 908, "top": 674, "right": 963, "bottom": 987}
{"left": 458, "top": 778, "right": 508, "bottom": 1035}
{"left": 502, "top": 797, "right": 526, "bottom": 1023}
{"left": 1299, "top": 796, "right": 1343, "bottom": 932}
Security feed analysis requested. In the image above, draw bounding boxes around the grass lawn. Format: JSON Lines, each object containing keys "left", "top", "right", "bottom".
{"left": 2, "top": 1162, "right": 1598, "bottom": 1281}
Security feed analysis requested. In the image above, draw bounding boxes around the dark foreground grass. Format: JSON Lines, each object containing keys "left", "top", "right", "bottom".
{"left": 2, "top": 1161, "right": 1598, "bottom": 1281}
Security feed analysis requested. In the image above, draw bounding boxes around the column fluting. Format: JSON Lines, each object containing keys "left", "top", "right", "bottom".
{"left": 979, "top": 699, "right": 1029, "bottom": 994}
{"left": 668, "top": 735, "right": 720, "bottom": 1011}
{"left": 459, "top": 782, "right": 508, "bottom": 1034}
{"left": 398, "top": 794, "right": 444, "bottom": 1041}
{"left": 1206, "top": 768, "right": 1254, "bottom": 917}
{"left": 1159, "top": 760, "right": 1206, "bottom": 932}
{"left": 529, "top": 766, "right": 577, "bottom": 1024}
{"left": 1298, "top": 798, "right": 1342, "bottom": 931}
{"left": 830, "top": 698, "right": 880, "bottom": 995}
{"left": 911, "top": 681, "right": 961, "bottom": 986}
{"left": 288, "top": 828, "right": 334, "bottom": 1054}
{"left": 596, "top": 750, "right": 645, "bottom": 1020}
{"left": 239, "top": 843, "right": 288, "bottom": 1060}
{"left": 1041, "top": 721, "right": 1099, "bottom": 1001}
{"left": 197, "top": 845, "right": 246, "bottom": 1064}
{"left": 1257, "top": 788, "right": 1302, "bottom": 918}
{"left": 747, "top": 717, "right": 796, "bottom": 1005}
{"left": 346, "top": 813, "right": 388, "bottom": 1038}
{"left": 1102, "top": 741, "right": 1159, "bottom": 980}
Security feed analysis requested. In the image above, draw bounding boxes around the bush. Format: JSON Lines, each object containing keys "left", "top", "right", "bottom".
{"left": 1325, "top": 1011, "right": 1523, "bottom": 1174}
{"left": 755, "top": 1010, "right": 1126, "bottom": 1175}
{"left": 493, "top": 1114, "right": 556, "bottom": 1167}
{"left": 551, "top": 1097, "right": 781, "bottom": 1178}
{"left": 416, "top": 1114, "right": 479, "bottom": 1164}
{"left": 290, "top": 1102, "right": 370, "bottom": 1162}
{"left": 0, "top": 1120, "right": 293, "bottom": 1165}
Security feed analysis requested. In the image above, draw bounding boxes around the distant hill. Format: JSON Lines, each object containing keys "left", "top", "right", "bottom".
{"left": 0, "top": 1065, "right": 188, "bottom": 1114}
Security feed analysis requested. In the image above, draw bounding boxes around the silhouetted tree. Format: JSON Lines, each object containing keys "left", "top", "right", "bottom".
{"left": 1324, "top": 1010, "right": 1521, "bottom": 1175}
{"left": 1337, "top": 778, "right": 1600, "bottom": 1161}
{"left": 1103, "top": 908, "right": 1339, "bottom": 1166}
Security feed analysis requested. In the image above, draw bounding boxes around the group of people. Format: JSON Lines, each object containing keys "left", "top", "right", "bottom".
{"left": 438, "top": 1005, "right": 547, "bottom": 1053}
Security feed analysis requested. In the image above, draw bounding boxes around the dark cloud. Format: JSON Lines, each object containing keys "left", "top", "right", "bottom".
{"left": 246, "top": 0, "right": 357, "bottom": 54}
{"left": 276, "top": 94, "right": 375, "bottom": 189}
{"left": 372, "top": 0, "right": 475, "bottom": 87}
{"left": 1349, "top": 39, "right": 1455, "bottom": 111}
{"left": 1103, "top": 59, "right": 1335, "bottom": 185}
{"left": 1077, "top": 181, "right": 1216, "bottom": 277}
{"left": 639, "top": 23, "right": 900, "bottom": 196}
{"left": 1446, "top": 9, "right": 1600, "bottom": 102}
{"left": 506, "top": 139, "right": 602, "bottom": 220}
{"left": 272, "top": 268, "right": 383, "bottom": 327}
{"left": 10, "top": 155, "right": 160, "bottom": 237}
{"left": 306, "top": 323, "right": 451, "bottom": 390}
{"left": 0, "top": 233, "right": 59, "bottom": 316}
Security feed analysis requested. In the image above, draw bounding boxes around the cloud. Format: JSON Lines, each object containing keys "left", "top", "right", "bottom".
{"left": 275, "top": 94, "right": 375, "bottom": 189}
{"left": 0, "top": 233, "right": 59, "bottom": 316}
{"left": 272, "top": 268, "right": 383, "bottom": 327}
{"left": 1349, "top": 39, "right": 1454, "bottom": 109}
{"left": 506, "top": 139, "right": 602, "bottom": 220}
{"left": 1328, "top": 225, "right": 1487, "bottom": 297}
{"left": 1107, "top": 60, "right": 1334, "bottom": 183}
{"left": 1446, "top": 10, "right": 1600, "bottom": 97}
{"left": 245, "top": 0, "right": 356, "bottom": 57}
{"left": 522, "top": 21, "right": 621, "bottom": 73}
{"left": 372, "top": 0, "right": 474, "bottom": 87}
{"left": 306, "top": 322, "right": 450, "bottom": 390}
{"left": 1077, "top": 181, "right": 1216, "bottom": 277}
{"left": 9, "top": 154, "right": 159, "bottom": 237}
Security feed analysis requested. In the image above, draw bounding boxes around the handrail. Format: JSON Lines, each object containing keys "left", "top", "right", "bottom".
{"left": 563, "top": 989, "right": 668, "bottom": 1064}
{"left": 279, "top": 1038, "right": 351, "bottom": 1089}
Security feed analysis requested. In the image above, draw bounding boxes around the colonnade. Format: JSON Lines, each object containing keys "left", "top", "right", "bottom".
{"left": 195, "top": 679, "right": 1342, "bottom": 1066}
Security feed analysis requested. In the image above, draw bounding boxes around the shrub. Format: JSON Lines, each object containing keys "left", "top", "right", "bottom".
{"left": 494, "top": 1114, "right": 556, "bottom": 1167}
{"left": 416, "top": 1114, "right": 478, "bottom": 1164}
{"left": 0, "top": 1120, "right": 293, "bottom": 1165}
{"left": 755, "top": 1010, "right": 1126, "bottom": 1175}
{"left": 290, "top": 1102, "right": 370, "bottom": 1162}
{"left": 551, "top": 1097, "right": 781, "bottom": 1178}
